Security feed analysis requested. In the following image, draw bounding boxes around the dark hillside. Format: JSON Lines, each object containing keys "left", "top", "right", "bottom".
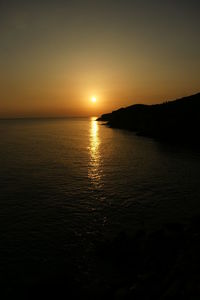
{"left": 97, "top": 93, "right": 200, "bottom": 143}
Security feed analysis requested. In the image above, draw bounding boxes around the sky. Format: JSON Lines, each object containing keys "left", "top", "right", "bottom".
{"left": 0, "top": 0, "right": 200, "bottom": 117}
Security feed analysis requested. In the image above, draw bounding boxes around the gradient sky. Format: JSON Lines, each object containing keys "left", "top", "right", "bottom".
{"left": 0, "top": 0, "right": 200, "bottom": 117}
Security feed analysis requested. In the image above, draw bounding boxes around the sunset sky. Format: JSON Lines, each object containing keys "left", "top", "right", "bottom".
{"left": 0, "top": 0, "right": 200, "bottom": 117}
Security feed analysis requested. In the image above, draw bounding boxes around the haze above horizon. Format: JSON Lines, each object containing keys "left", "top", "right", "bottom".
{"left": 0, "top": 0, "right": 200, "bottom": 118}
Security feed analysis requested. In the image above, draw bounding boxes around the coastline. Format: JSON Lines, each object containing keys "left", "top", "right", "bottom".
{"left": 97, "top": 92, "right": 200, "bottom": 145}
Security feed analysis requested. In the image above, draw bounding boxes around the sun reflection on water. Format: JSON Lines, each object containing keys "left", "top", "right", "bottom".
{"left": 88, "top": 117, "right": 102, "bottom": 188}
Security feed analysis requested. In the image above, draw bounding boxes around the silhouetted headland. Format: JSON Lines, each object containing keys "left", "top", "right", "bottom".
{"left": 97, "top": 93, "right": 200, "bottom": 144}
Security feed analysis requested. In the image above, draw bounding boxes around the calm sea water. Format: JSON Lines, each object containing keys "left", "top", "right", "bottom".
{"left": 0, "top": 117, "right": 200, "bottom": 285}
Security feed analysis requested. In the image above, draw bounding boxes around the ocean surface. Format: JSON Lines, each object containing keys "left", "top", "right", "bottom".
{"left": 0, "top": 117, "right": 200, "bottom": 287}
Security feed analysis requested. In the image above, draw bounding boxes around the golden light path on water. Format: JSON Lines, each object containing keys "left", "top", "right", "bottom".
{"left": 88, "top": 117, "right": 102, "bottom": 188}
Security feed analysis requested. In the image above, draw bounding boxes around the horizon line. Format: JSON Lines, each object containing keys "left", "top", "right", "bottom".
{"left": 0, "top": 115, "right": 98, "bottom": 121}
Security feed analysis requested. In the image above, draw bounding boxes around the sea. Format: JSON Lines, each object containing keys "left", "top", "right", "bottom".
{"left": 0, "top": 117, "right": 200, "bottom": 291}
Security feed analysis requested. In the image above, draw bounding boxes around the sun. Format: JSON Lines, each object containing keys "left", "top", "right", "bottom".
{"left": 91, "top": 96, "right": 97, "bottom": 103}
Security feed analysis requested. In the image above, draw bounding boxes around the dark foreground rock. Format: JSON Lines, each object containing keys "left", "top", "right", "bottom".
{"left": 1, "top": 217, "right": 200, "bottom": 299}
{"left": 95, "top": 217, "right": 200, "bottom": 299}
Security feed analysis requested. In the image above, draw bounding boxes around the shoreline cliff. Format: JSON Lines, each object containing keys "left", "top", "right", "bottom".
{"left": 97, "top": 93, "right": 200, "bottom": 144}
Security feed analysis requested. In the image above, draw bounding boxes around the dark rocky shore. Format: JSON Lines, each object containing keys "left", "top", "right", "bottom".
{"left": 95, "top": 217, "right": 200, "bottom": 299}
{"left": 2, "top": 216, "right": 200, "bottom": 299}
{"left": 97, "top": 92, "right": 200, "bottom": 145}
